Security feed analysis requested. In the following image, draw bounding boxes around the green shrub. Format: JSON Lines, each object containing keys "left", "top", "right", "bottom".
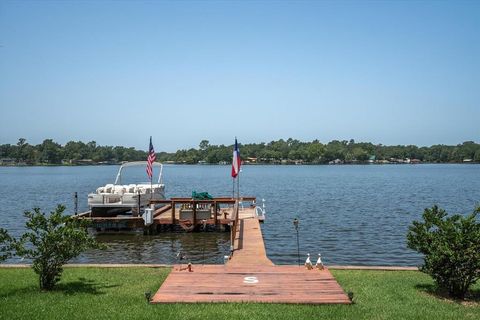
{"left": 0, "top": 228, "right": 14, "bottom": 262}
{"left": 16, "top": 205, "right": 103, "bottom": 290}
{"left": 407, "top": 205, "right": 480, "bottom": 299}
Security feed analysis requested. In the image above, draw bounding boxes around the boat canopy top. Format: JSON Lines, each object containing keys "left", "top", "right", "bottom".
{"left": 114, "top": 161, "right": 163, "bottom": 185}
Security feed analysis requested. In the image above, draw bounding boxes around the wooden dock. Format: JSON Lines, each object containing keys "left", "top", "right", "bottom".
{"left": 151, "top": 204, "right": 351, "bottom": 304}
{"left": 78, "top": 197, "right": 258, "bottom": 233}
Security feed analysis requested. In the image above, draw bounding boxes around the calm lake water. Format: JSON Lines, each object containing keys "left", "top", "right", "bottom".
{"left": 1, "top": 164, "right": 479, "bottom": 266}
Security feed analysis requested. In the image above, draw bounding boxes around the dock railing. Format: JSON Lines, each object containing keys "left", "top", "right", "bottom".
{"left": 149, "top": 197, "right": 255, "bottom": 229}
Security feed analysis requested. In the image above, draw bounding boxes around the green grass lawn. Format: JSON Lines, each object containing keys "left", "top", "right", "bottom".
{"left": 0, "top": 267, "right": 478, "bottom": 320}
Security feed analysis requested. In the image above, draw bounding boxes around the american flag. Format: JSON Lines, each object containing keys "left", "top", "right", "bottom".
{"left": 146, "top": 136, "right": 156, "bottom": 179}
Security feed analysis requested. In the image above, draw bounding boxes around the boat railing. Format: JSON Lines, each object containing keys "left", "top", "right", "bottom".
{"left": 114, "top": 161, "right": 164, "bottom": 185}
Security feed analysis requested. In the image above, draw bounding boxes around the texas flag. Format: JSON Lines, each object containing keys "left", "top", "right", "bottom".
{"left": 231, "top": 138, "right": 241, "bottom": 178}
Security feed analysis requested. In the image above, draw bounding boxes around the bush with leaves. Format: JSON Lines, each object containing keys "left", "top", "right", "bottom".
{"left": 16, "top": 205, "right": 103, "bottom": 290}
{"left": 0, "top": 228, "right": 14, "bottom": 262}
{"left": 407, "top": 205, "right": 480, "bottom": 299}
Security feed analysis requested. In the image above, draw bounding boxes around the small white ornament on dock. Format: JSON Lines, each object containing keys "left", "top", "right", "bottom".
{"left": 316, "top": 253, "right": 324, "bottom": 270}
{"left": 305, "top": 253, "right": 313, "bottom": 270}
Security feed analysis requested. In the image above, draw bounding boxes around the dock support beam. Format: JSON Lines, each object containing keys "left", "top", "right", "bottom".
{"left": 230, "top": 221, "right": 235, "bottom": 254}
{"left": 192, "top": 200, "right": 197, "bottom": 229}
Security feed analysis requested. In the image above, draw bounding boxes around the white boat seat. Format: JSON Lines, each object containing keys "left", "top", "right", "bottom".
{"left": 113, "top": 187, "right": 125, "bottom": 195}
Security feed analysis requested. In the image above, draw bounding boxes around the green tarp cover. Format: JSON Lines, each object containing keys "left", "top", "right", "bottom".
{"left": 191, "top": 191, "right": 213, "bottom": 200}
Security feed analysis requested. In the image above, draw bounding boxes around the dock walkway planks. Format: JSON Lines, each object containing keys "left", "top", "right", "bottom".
{"left": 228, "top": 217, "right": 274, "bottom": 266}
{"left": 151, "top": 207, "right": 351, "bottom": 304}
{"left": 151, "top": 265, "right": 350, "bottom": 304}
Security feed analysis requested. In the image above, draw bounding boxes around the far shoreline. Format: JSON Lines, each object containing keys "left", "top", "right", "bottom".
{"left": 1, "top": 162, "right": 479, "bottom": 168}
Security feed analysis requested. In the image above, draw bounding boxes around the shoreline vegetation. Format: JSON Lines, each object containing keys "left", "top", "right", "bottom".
{"left": 0, "top": 267, "right": 478, "bottom": 319}
{"left": 1, "top": 138, "right": 479, "bottom": 167}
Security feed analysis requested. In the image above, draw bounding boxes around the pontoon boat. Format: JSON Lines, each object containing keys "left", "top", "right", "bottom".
{"left": 87, "top": 161, "right": 165, "bottom": 216}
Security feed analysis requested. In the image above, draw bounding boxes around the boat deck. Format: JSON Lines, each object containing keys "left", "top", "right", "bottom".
{"left": 151, "top": 207, "right": 351, "bottom": 304}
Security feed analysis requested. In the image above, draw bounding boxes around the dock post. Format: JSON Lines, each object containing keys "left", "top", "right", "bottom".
{"left": 171, "top": 200, "right": 175, "bottom": 225}
{"left": 135, "top": 190, "right": 140, "bottom": 217}
{"left": 213, "top": 201, "right": 218, "bottom": 226}
{"left": 293, "top": 218, "right": 300, "bottom": 266}
{"left": 230, "top": 221, "right": 235, "bottom": 253}
{"left": 192, "top": 200, "right": 197, "bottom": 230}
{"left": 74, "top": 192, "right": 78, "bottom": 215}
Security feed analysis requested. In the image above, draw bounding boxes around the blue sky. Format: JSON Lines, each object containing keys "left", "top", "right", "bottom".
{"left": 0, "top": 1, "right": 478, "bottom": 151}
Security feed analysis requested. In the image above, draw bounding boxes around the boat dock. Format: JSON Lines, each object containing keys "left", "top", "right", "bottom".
{"left": 77, "top": 197, "right": 259, "bottom": 233}
{"left": 151, "top": 203, "right": 351, "bottom": 304}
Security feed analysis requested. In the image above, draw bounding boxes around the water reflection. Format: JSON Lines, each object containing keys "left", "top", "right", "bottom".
{"left": 73, "top": 232, "right": 231, "bottom": 264}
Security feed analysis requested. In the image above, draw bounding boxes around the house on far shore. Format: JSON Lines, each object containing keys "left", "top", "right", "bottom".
{"left": 328, "top": 159, "right": 343, "bottom": 165}
{"left": 463, "top": 158, "right": 473, "bottom": 163}
{"left": 73, "top": 159, "right": 95, "bottom": 165}
{"left": 0, "top": 158, "right": 15, "bottom": 165}
{"left": 244, "top": 157, "right": 257, "bottom": 164}
{"left": 97, "top": 161, "right": 118, "bottom": 165}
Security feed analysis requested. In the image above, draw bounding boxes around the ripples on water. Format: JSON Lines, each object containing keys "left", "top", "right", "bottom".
{"left": 0, "top": 164, "right": 479, "bottom": 266}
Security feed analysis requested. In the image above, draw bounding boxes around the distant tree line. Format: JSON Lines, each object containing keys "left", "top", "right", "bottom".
{"left": 1, "top": 138, "right": 479, "bottom": 166}
{"left": 161, "top": 139, "right": 480, "bottom": 164}
{"left": 0, "top": 138, "right": 147, "bottom": 165}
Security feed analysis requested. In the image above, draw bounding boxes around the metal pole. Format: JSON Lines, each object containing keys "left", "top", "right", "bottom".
{"left": 296, "top": 228, "right": 300, "bottom": 266}
{"left": 74, "top": 192, "right": 78, "bottom": 215}
{"left": 137, "top": 189, "right": 141, "bottom": 217}
{"left": 202, "top": 219, "right": 207, "bottom": 265}
{"left": 237, "top": 172, "right": 240, "bottom": 201}
{"left": 293, "top": 218, "right": 300, "bottom": 266}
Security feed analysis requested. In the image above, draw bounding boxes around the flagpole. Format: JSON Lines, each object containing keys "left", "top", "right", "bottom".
{"left": 237, "top": 171, "right": 240, "bottom": 201}
{"left": 232, "top": 136, "right": 235, "bottom": 199}
{"left": 237, "top": 138, "right": 240, "bottom": 202}
{"left": 148, "top": 136, "right": 155, "bottom": 201}
{"left": 150, "top": 174, "right": 153, "bottom": 200}
{"left": 150, "top": 138, "right": 153, "bottom": 200}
